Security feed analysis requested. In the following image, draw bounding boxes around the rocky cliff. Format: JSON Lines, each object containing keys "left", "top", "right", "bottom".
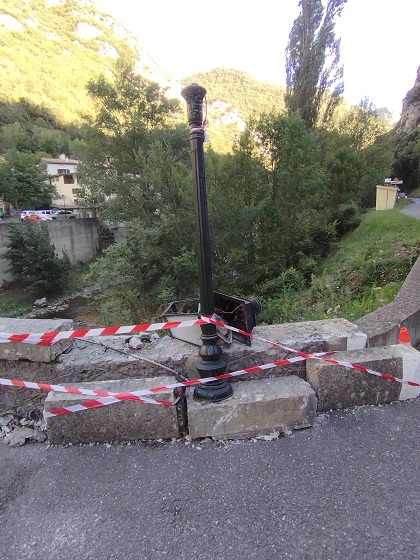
{"left": 395, "top": 66, "right": 420, "bottom": 134}
{"left": 392, "top": 66, "right": 420, "bottom": 189}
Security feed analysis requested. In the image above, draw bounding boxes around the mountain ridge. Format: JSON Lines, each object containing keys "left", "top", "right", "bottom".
{"left": 0, "top": 0, "right": 168, "bottom": 123}
{"left": 0, "top": 0, "right": 401, "bottom": 150}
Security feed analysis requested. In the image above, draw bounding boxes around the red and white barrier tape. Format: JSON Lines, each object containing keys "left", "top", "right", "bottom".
{"left": 0, "top": 316, "right": 335, "bottom": 362}
{"left": 45, "top": 395, "right": 177, "bottom": 417}
{"left": 2, "top": 343, "right": 419, "bottom": 418}
{"left": 46, "top": 352, "right": 420, "bottom": 417}
{"left": 2, "top": 317, "right": 419, "bottom": 419}
{"left": 0, "top": 377, "right": 176, "bottom": 408}
{"left": 202, "top": 316, "right": 337, "bottom": 358}
{"left": 310, "top": 355, "right": 420, "bottom": 387}
{"left": 0, "top": 355, "right": 308, "bottom": 418}
{"left": 44, "top": 356, "right": 310, "bottom": 417}
{"left": 0, "top": 318, "right": 207, "bottom": 346}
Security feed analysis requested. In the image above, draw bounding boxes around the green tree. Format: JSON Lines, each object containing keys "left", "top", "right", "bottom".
{"left": 79, "top": 59, "right": 185, "bottom": 223}
{"left": 319, "top": 100, "right": 393, "bottom": 209}
{"left": 5, "top": 223, "right": 70, "bottom": 295}
{"left": 0, "top": 123, "right": 33, "bottom": 152}
{"left": 84, "top": 58, "right": 180, "bottom": 166}
{"left": 0, "top": 98, "right": 81, "bottom": 158}
{"left": 0, "top": 150, "right": 53, "bottom": 212}
{"left": 323, "top": 143, "right": 363, "bottom": 206}
{"left": 338, "top": 99, "right": 389, "bottom": 152}
{"left": 31, "top": 126, "right": 70, "bottom": 156}
{"left": 89, "top": 213, "right": 197, "bottom": 324}
{"left": 251, "top": 113, "right": 330, "bottom": 274}
{"left": 206, "top": 140, "right": 267, "bottom": 293}
{"left": 285, "top": 0, "right": 347, "bottom": 129}
{"left": 413, "top": 138, "right": 420, "bottom": 188}
{"left": 82, "top": 61, "right": 199, "bottom": 319}
{"left": 207, "top": 113, "right": 335, "bottom": 293}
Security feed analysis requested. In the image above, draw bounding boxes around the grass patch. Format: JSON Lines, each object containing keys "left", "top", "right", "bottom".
{"left": 0, "top": 285, "right": 34, "bottom": 317}
{"left": 260, "top": 206, "right": 420, "bottom": 324}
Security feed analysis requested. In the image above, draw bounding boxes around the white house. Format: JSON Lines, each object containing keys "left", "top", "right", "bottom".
{"left": 41, "top": 154, "right": 82, "bottom": 210}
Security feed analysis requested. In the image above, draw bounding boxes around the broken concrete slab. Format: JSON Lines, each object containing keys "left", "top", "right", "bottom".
{"left": 306, "top": 347, "right": 404, "bottom": 412}
{"left": 0, "top": 318, "right": 73, "bottom": 362}
{"left": 65, "top": 319, "right": 365, "bottom": 384}
{"left": 45, "top": 376, "right": 180, "bottom": 444}
{"left": 0, "top": 318, "right": 367, "bottom": 416}
{"left": 58, "top": 335, "right": 192, "bottom": 378}
{"left": 187, "top": 376, "right": 317, "bottom": 440}
{"left": 254, "top": 318, "right": 367, "bottom": 352}
{"left": 221, "top": 318, "right": 367, "bottom": 382}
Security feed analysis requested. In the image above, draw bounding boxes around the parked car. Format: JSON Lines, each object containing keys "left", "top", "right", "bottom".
{"left": 36, "top": 210, "right": 58, "bottom": 219}
{"left": 52, "top": 210, "right": 77, "bottom": 219}
{"left": 21, "top": 211, "right": 52, "bottom": 222}
{"left": 21, "top": 210, "right": 33, "bottom": 221}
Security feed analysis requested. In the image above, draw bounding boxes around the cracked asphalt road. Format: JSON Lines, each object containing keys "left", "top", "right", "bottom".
{"left": 1, "top": 398, "right": 419, "bottom": 560}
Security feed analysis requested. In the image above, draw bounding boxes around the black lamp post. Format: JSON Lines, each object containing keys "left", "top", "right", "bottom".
{"left": 181, "top": 83, "right": 233, "bottom": 402}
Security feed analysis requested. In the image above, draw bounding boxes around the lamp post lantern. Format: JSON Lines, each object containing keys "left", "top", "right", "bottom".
{"left": 181, "top": 83, "right": 233, "bottom": 402}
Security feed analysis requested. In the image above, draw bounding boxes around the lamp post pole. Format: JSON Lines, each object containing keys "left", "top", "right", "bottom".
{"left": 181, "top": 83, "right": 233, "bottom": 402}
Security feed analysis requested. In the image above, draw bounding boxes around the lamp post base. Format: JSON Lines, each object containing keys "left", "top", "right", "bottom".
{"left": 193, "top": 332, "right": 233, "bottom": 402}
{"left": 193, "top": 379, "right": 233, "bottom": 402}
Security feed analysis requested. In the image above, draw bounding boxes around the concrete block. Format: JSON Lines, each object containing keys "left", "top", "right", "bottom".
{"left": 45, "top": 376, "right": 180, "bottom": 444}
{"left": 220, "top": 319, "right": 367, "bottom": 383}
{"left": 389, "top": 344, "right": 420, "bottom": 400}
{"left": 187, "top": 376, "right": 317, "bottom": 439}
{"left": 306, "top": 347, "right": 403, "bottom": 412}
{"left": 254, "top": 318, "right": 367, "bottom": 353}
{"left": 0, "top": 318, "right": 73, "bottom": 362}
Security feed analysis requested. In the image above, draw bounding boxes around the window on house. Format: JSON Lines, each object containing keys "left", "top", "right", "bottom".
{"left": 57, "top": 168, "right": 71, "bottom": 174}
{"left": 72, "top": 187, "right": 81, "bottom": 195}
{"left": 63, "top": 175, "right": 74, "bottom": 184}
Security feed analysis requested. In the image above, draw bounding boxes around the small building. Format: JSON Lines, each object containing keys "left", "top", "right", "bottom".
{"left": 41, "top": 154, "right": 82, "bottom": 210}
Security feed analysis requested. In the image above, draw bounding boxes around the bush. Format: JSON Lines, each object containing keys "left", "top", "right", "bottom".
{"left": 361, "top": 257, "right": 414, "bottom": 287}
{"left": 330, "top": 203, "right": 363, "bottom": 237}
{"left": 257, "top": 268, "right": 306, "bottom": 298}
{"left": 5, "top": 223, "right": 70, "bottom": 295}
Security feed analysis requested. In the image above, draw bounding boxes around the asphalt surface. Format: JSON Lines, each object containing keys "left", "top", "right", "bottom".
{"left": 401, "top": 197, "right": 420, "bottom": 219}
{"left": 1, "top": 398, "right": 419, "bottom": 560}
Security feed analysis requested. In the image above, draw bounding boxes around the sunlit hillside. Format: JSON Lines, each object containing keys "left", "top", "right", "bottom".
{"left": 0, "top": 0, "right": 166, "bottom": 123}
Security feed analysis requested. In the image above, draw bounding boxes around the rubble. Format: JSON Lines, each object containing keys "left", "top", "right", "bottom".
{"left": 0, "top": 413, "right": 47, "bottom": 447}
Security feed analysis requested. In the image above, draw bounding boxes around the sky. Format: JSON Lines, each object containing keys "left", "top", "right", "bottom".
{"left": 96, "top": 0, "right": 420, "bottom": 116}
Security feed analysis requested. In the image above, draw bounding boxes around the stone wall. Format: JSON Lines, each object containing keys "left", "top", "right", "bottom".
{"left": 0, "top": 219, "right": 99, "bottom": 285}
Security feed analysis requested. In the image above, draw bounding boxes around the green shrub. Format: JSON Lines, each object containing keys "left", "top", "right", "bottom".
{"left": 361, "top": 257, "right": 413, "bottom": 287}
{"left": 257, "top": 268, "right": 306, "bottom": 298}
{"left": 331, "top": 203, "right": 363, "bottom": 237}
{"left": 5, "top": 223, "right": 70, "bottom": 296}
